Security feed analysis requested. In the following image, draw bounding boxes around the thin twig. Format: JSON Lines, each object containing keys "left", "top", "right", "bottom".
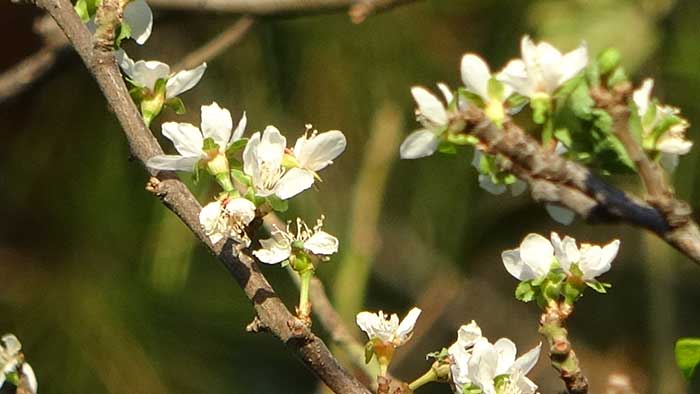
{"left": 30, "top": 0, "right": 370, "bottom": 392}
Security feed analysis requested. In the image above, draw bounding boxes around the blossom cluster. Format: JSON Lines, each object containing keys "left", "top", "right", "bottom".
{"left": 1, "top": 334, "right": 37, "bottom": 394}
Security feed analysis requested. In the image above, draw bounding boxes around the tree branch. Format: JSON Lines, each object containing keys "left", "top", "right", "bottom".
{"left": 31, "top": 0, "right": 371, "bottom": 392}
{"left": 463, "top": 107, "right": 700, "bottom": 265}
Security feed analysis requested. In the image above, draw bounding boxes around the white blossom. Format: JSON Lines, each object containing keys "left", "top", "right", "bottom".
{"left": 400, "top": 84, "right": 454, "bottom": 159}
{"left": 461, "top": 54, "right": 514, "bottom": 121}
{"left": 291, "top": 128, "right": 347, "bottom": 178}
{"left": 1, "top": 334, "right": 37, "bottom": 394}
{"left": 448, "top": 321, "right": 484, "bottom": 389}
{"left": 501, "top": 233, "right": 555, "bottom": 281}
{"left": 356, "top": 308, "right": 422, "bottom": 347}
{"left": 545, "top": 204, "right": 576, "bottom": 225}
{"left": 633, "top": 79, "right": 692, "bottom": 158}
{"left": 116, "top": 50, "right": 206, "bottom": 100}
{"left": 243, "top": 126, "right": 315, "bottom": 200}
{"left": 471, "top": 148, "right": 527, "bottom": 196}
{"left": 199, "top": 197, "right": 256, "bottom": 245}
{"left": 147, "top": 102, "right": 246, "bottom": 172}
{"left": 498, "top": 36, "right": 588, "bottom": 98}
{"left": 253, "top": 217, "right": 339, "bottom": 265}
{"left": 550, "top": 232, "right": 619, "bottom": 281}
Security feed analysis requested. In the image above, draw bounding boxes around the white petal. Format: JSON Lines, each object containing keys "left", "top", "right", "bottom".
{"left": 161, "top": 122, "right": 204, "bottom": 157}
{"left": 304, "top": 231, "right": 339, "bottom": 256}
{"left": 502, "top": 248, "right": 537, "bottom": 281}
{"left": 394, "top": 307, "right": 421, "bottom": 345}
{"left": 468, "top": 339, "right": 498, "bottom": 391}
{"left": 123, "top": 0, "right": 153, "bottom": 45}
{"left": 660, "top": 153, "right": 679, "bottom": 172}
{"left": 243, "top": 131, "right": 261, "bottom": 176}
{"left": 356, "top": 312, "right": 380, "bottom": 339}
{"left": 411, "top": 86, "right": 448, "bottom": 125}
{"left": 493, "top": 338, "right": 517, "bottom": 375}
{"left": 1, "top": 334, "right": 21, "bottom": 356}
{"left": 558, "top": 42, "right": 588, "bottom": 85}
{"left": 478, "top": 174, "right": 507, "bottom": 195}
{"left": 657, "top": 136, "right": 693, "bottom": 155}
{"left": 546, "top": 203, "right": 576, "bottom": 225}
{"left": 437, "top": 82, "right": 454, "bottom": 104}
{"left": 200, "top": 102, "right": 233, "bottom": 148}
{"left": 460, "top": 53, "right": 492, "bottom": 100}
{"left": 510, "top": 179, "right": 528, "bottom": 196}
{"left": 295, "top": 130, "right": 347, "bottom": 171}
{"left": 497, "top": 59, "right": 532, "bottom": 97}
{"left": 581, "top": 239, "right": 619, "bottom": 280}
{"left": 399, "top": 129, "right": 439, "bottom": 159}
{"left": 146, "top": 154, "right": 200, "bottom": 172}
{"left": 224, "top": 198, "right": 256, "bottom": 226}
{"left": 457, "top": 320, "right": 483, "bottom": 347}
{"left": 519, "top": 233, "right": 554, "bottom": 278}
{"left": 512, "top": 342, "right": 541, "bottom": 374}
{"left": 633, "top": 79, "right": 654, "bottom": 117}
{"left": 231, "top": 112, "right": 247, "bottom": 143}
{"left": 275, "top": 168, "right": 315, "bottom": 200}
{"left": 114, "top": 49, "right": 136, "bottom": 80}
{"left": 253, "top": 238, "right": 291, "bottom": 265}
{"left": 533, "top": 41, "right": 565, "bottom": 93}
{"left": 199, "top": 201, "right": 224, "bottom": 244}
{"left": 258, "top": 126, "right": 287, "bottom": 165}
{"left": 130, "top": 59, "right": 171, "bottom": 90}
{"left": 520, "top": 36, "right": 539, "bottom": 69}
{"left": 0, "top": 374, "right": 4, "bottom": 389}
{"left": 21, "top": 363, "right": 38, "bottom": 394}
{"left": 165, "top": 62, "right": 207, "bottom": 99}
{"left": 550, "top": 232, "right": 579, "bottom": 273}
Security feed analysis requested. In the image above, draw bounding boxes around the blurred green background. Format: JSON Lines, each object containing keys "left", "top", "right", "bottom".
{"left": 2, "top": 0, "right": 700, "bottom": 393}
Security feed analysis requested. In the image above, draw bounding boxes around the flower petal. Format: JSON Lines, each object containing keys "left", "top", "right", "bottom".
{"left": 146, "top": 154, "right": 200, "bottom": 172}
{"left": 21, "top": 363, "right": 38, "bottom": 394}
{"left": 498, "top": 59, "right": 531, "bottom": 97}
{"left": 512, "top": 342, "right": 541, "bottom": 374}
{"left": 461, "top": 53, "right": 492, "bottom": 100}
{"left": 657, "top": 135, "right": 693, "bottom": 155}
{"left": 304, "top": 231, "right": 339, "bottom": 256}
{"left": 295, "top": 130, "right": 347, "bottom": 171}
{"left": 125, "top": 56, "right": 170, "bottom": 90}
{"left": 519, "top": 233, "right": 554, "bottom": 278}
{"left": 161, "top": 122, "right": 204, "bottom": 157}
{"left": 356, "top": 312, "right": 380, "bottom": 339}
{"left": 123, "top": 0, "right": 152, "bottom": 45}
{"left": 258, "top": 126, "right": 287, "bottom": 165}
{"left": 275, "top": 168, "right": 315, "bottom": 200}
{"left": 243, "top": 131, "right": 261, "bottom": 176}
{"left": 478, "top": 174, "right": 507, "bottom": 195}
{"left": 114, "top": 49, "right": 136, "bottom": 80}
{"left": 633, "top": 79, "right": 654, "bottom": 117}
{"left": 1, "top": 334, "right": 21, "bottom": 356}
{"left": 581, "top": 239, "right": 619, "bottom": 280}
{"left": 509, "top": 179, "right": 528, "bottom": 196}
{"left": 200, "top": 102, "right": 233, "bottom": 148}
{"left": 399, "top": 129, "right": 439, "bottom": 159}
{"left": 199, "top": 201, "right": 224, "bottom": 244}
{"left": 224, "top": 198, "right": 256, "bottom": 226}
{"left": 231, "top": 111, "right": 247, "bottom": 143}
{"left": 545, "top": 203, "right": 576, "bottom": 225}
{"left": 165, "top": 62, "right": 207, "bottom": 99}
{"left": 502, "top": 248, "right": 537, "bottom": 281}
{"left": 253, "top": 238, "right": 291, "bottom": 264}
{"left": 395, "top": 307, "right": 421, "bottom": 344}
{"left": 558, "top": 42, "right": 588, "bottom": 85}
{"left": 493, "top": 338, "right": 517, "bottom": 375}
{"left": 411, "top": 86, "right": 448, "bottom": 125}
{"left": 457, "top": 320, "right": 483, "bottom": 347}
{"left": 437, "top": 82, "right": 454, "bottom": 104}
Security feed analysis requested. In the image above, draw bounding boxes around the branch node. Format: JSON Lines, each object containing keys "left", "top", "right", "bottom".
{"left": 245, "top": 316, "right": 269, "bottom": 333}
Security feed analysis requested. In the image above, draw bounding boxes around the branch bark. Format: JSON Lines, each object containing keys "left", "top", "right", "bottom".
{"left": 31, "top": 0, "right": 370, "bottom": 392}
{"left": 464, "top": 108, "right": 700, "bottom": 265}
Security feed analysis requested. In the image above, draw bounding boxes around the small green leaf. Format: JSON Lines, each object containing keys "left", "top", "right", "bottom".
{"left": 267, "top": 195, "right": 288, "bottom": 213}
{"left": 114, "top": 20, "right": 132, "bottom": 48}
{"left": 553, "top": 127, "right": 573, "bottom": 148}
{"left": 562, "top": 281, "right": 583, "bottom": 304}
{"left": 231, "top": 169, "right": 252, "bottom": 186}
{"left": 447, "top": 133, "right": 477, "bottom": 146}
{"left": 202, "top": 137, "right": 220, "bottom": 152}
{"left": 438, "top": 141, "right": 457, "bottom": 154}
{"left": 228, "top": 138, "right": 249, "bottom": 152}
{"left": 426, "top": 347, "right": 449, "bottom": 361}
{"left": 74, "top": 0, "right": 91, "bottom": 22}
{"left": 607, "top": 67, "right": 628, "bottom": 87}
{"left": 585, "top": 280, "right": 610, "bottom": 294}
{"left": 364, "top": 341, "right": 375, "bottom": 364}
{"left": 515, "top": 281, "right": 535, "bottom": 302}
{"left": 165, "top": 97, "right": 186, "bottom": 115}
{"left": 457, "top": 87, "right": 485, "bottom": 108}
{"left": 676, "top": 338, "right": 700, "bottom": 380}
{"left": 596, "top": 48, "right": 622, "bottom": 75}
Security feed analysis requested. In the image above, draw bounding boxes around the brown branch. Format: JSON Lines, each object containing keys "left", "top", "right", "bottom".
{"left": 463, "top": 107, "right": 700, "bottom": 265}
{"left": 539, "top": 302, "right": 589, "bottom": 394}
{"left": 31, "top": 0, "right": 370, "bottom": 392}
{"left": 146, "top": 0, "right": 420, "bottom": 21}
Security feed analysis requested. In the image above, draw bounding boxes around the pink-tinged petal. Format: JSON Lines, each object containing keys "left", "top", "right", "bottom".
{"left": 411, "top": 86, "right": 448, "bottom": 125}
{"left": 165, "top": 62, "right": 207, "bottom": 99}
{"left": 275, "top": 168, "right": 314, "bottom": 200}
{"left": 295, "top": 130, "right": 347, "bottom": 171}
{"left": 304, "top": 231, "right": 339, "bottom": 256}
{"left": 161, "top": 122, "right": 204, "bottom": 157}
{"left": 399, "top": 129, "right": 439, "bottom": 159}
{"left": 200, "top": 102, "right": 233, "bottom": 148}
{"left": 146, "top": 155, "right": 200, "bottom": 172}
{"left": 124, "top": 0, "right": 152, "bottom": 45}
{"left": 460, "top": 53, "right": 491, "bottom": 100}
{"left": 519, "top": 233, "right": 554, "bottom": 278}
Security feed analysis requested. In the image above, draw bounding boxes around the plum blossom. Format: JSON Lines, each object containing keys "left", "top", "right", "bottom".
{"left": 501, "top": 233, "right": 555, "bottom": 281}
{"left": 290, "top": 128, "right": 347, "bottom": 179}
{"left": 253, "top": 217, "right": 339, "bottom": 265}
{"left": 400, "top": 84, "right": 456, "bottom": 159}
{"left": 199, "top": 197, "right": 256, "bottom": 245}
{"left": 550, "top": 232, "right": 619, "bottom": 281}
{"left": 448, "top": 322, "right": 541, "bottom": 394}
{"left": 461, "top": 54, "right": 513, "bottom": 123}
{"left": 1, "top": 334, "right": 37, "bottom": 394}
{"left": 243, "top": 126, "right": 316, "bottom": 200}
{"left": 356, "top": 308, "right": 422, "bottom": 347}
{"left": 116, "top": 50, "right": 206, "bottom": 101}
{"left": 632, "top": 79, "right": 692, "bottom": 166}
{"left": 147, "top": 102, "right": 246, "bottom": 175}
{"left": 498, "top": 36, "right": 588, "bottom": 98}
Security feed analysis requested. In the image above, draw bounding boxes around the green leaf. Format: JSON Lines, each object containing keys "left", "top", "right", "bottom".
{"left": 74, "top": 0, "right": 100, "bottom": 22}
{"left": 607, "top": 67, "right": 628, "bottom": 88}
{"left": 426, "top": 347, "right": 449, "bottom": 362}
{"left": 231, "top": 169, "right": 252, "bottom": 186}
{"left": 585, "top": 280, "right": 609, "bottom": 294}
{"left": 457, "top": 87, "right": 485, "bottom": 108}
{"left": 515, "top": 281, "right": 535, "bottom": 302}
{"left": 676, "top": 338, "right": 700, "bottom": 380}
{"left": 114, "top": 20, "right": 132, "bottom": 48}
{"left": 228, "top": 138, "right": 249, "bottom": 152}
{"left": 562, "top": 281, "right": 583, "bottom": 304}
{"left": 596, "top": 48, "right": 622, "bottom": 75}
{"left": 447, "top": 133, "right": 478, "bottom": 146}
{"left": 438, "top": 141, "right": 457, "bottom": 154}
{"left": 267, "top": 195, "right": 288, "bottom": 213}
{"left": 553, "top": 128, "right": 573, "bottom": 148}
{"left": 165, "top": 97, "right": 186, "bottom": 115}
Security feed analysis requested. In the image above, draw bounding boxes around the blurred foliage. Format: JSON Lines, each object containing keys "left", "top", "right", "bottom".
{"left": 1, "top": 1, "right": 700, "bottom": 393}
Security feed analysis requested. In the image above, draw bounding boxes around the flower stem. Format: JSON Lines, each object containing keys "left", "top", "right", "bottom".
{"left": 298, "top": 268, "right": 314, "bottom": 321}
{"left": 408, "top": 368, "right": 438, "bottom": 391}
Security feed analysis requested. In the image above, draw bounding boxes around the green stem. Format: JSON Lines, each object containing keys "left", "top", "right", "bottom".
{"left": 298, "top": 269, "right": 314, "bottom": 319}
{"left": 408, "top": 368, "right": 438, "bottom": 391}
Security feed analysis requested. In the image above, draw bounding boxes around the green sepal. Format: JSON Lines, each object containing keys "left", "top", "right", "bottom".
{"left": 129, "top": 86, "right": 146, "bottom": 103}
{"left": 267, "top": 195, "right": 289, "bottom": 213}
{"left": 586, "top": 61, "right": 601, "bottom": 88}
{"left": 506, "top": 93, "right": 528, "bottom": 112}
{"left": 585, "top": 280, "right": 611, "bottom": 293}
{"left": 530, "top": 95, "right": 551, "bottom": 125}
{"left": 227, "top": 138, "right": 249, "bottom": 154}
{"left": 231, "top": 169, "right": 252, "bottom": 186}
{"left": 457, "top": 87, "right": 485, "bottom": 108}
{"left": 364, "top": 340, "right": 375, "bottom": 364}
{"left": 607, "top": 67, "right": 628, "bottom": 88}
{"left": 202, "top": 137, "right": 220, "bottom": 152}
{"left": 426, "top": 347, "right": 450, "bottom": 362}
{"left": 438, "top": 141, "right": 457, "bottom": 154}
{"left": 447, "top": 133, "right": 478, "bottom": 146}
{"left": 192, "top": 164, "right": 201, "bottom": 184}
{"left": 5, "top": 370, "right": 20, "bottom": 385}
{"left": 462, "top": 384, "right": 483, "bottom": 394}
{"left": 562, "top": 281, "right": 583, "bottom": 304}
{"left": 141, "top": 78, "right": 167, "bottom": 127}
{"left": 596, "top": 48, "right": 622, "bottom": 75}
{"left": 675, "top": 337, "right": 700, "bottom": 380}
{"left": 165, "top": 97, "right": 186, "bottom": 115}
{"left": 114, "top": 20, "right": 131, "bottom": 48}
{"left": 515, "top": 281, "right": 536, "bottom": 302}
